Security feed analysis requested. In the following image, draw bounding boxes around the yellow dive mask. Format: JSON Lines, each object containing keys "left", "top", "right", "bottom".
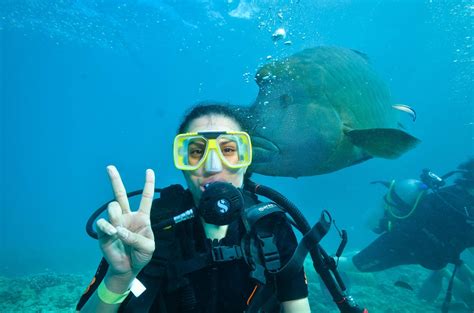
{"left": 173, "top": 131, "right": 252, "bottom": 171}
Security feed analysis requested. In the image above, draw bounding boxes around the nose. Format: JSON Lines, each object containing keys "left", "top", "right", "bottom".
{"left": 203, "top": 149, "right": 223, "bottom": 173}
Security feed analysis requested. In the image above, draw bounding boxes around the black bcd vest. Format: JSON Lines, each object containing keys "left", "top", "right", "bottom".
{"left": 119, "top": 184, "right": 287, "bottom": 313}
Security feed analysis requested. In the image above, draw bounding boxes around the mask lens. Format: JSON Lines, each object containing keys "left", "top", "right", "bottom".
{"left": 186, "top": 137, "right": 207, "bottom": 166}
{"left": 174, "top": 134, "right": 208, "bottom": 170}
{"left": 217, "top": 134, "right": 251, "bottom": 168}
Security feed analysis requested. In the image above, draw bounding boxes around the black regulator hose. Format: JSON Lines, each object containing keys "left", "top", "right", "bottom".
{"left": 244, "top": 179, "right": 367, "bottom": 313}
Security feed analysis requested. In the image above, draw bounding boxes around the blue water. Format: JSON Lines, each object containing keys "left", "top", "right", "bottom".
{"left": 1, "top": 0, "right": 472, "bottom": 287}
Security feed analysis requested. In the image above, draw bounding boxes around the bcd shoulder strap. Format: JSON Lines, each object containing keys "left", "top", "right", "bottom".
{"left": 241, "top": 203, "right": 287, "bottom": 285}
{"left": 241, "top": 203, "right": 287, "bottom": 313}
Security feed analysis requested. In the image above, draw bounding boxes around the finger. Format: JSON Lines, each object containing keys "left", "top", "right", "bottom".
{"left": 107, "top": 165, "right": 131, "bottom": 214}
{"left": 138, "top": 169, "right": 155, "bottom": 215}
{"left": 96, "top": 218, "right": 117, "bottom": 237}
{"left": 116, "top": 226, "right": 155, "bottom": 253}
{"left": 107, "top": 201, "right": 124, "bottom": 227}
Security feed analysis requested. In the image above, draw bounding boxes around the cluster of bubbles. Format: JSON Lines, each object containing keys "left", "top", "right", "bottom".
{"left": 0, "top": 0, "right": 173, "bottom": 51}
{"left": 0, "top": 0, "right": 317, "bottom": 67}
{"left": 426, "top": 1, "right": 473, "bottom": 103}
{"left": 243, "top": 1, "right": 322, "bottom": 86}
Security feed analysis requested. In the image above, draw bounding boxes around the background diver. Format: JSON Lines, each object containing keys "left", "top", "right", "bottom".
{"left": 352, "top": 158, "right": 474, "bottom": 312}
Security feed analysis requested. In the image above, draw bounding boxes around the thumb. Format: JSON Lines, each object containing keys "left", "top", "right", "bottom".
{"left": 116, "top": 226, "right": 154, "bottom": 253}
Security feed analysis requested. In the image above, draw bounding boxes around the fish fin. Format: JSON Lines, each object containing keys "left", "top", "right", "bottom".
{"left": 417, "top": 270, "right": 445, "bottom": 302}
{"left": 345, "top": 128, "right": 420, "bottom": 159}
{"left": 350, "top": 49, "right": 370, "bottom": 62}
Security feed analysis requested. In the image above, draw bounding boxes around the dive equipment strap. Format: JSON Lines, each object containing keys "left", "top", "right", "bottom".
{"left": 211, "top": 244, "right": 243, "bottom": 262}
{"left": 245, "top": 179, "right": 368, "bottom": 313}
{"left": 257, "top": 233, "right": 280, "bottom": 272}
{"left": 242, "top": 202, "right": 286, "bottom": 284}
{"left": 441, "top": 260, "right": 461, "bottom": 313}
{"left": 276, "top": 210, "right": 331, "bottom": 281}
{"left": 245, "top": 283, "right": 276, "bottom": 313}
{"left": 171, "top": 244, "right": 245, "bottom": 278}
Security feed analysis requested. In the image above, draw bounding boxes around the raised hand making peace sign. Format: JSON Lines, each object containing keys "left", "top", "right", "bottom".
{"left": 96, "top": 165, "right": 156, "bottom": 278}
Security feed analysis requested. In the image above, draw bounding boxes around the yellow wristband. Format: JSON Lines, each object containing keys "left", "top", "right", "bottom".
{"left": 97, "top": 281, "right": 130, "bottom": 304}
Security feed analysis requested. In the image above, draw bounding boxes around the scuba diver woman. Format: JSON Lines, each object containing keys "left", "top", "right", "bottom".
{"left": 76, "top": 103, "right": 367, "bottom": 313}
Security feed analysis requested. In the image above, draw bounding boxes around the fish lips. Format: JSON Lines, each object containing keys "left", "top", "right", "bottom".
{"left": 250, "top": 136, "right": 280, "bottom": 163}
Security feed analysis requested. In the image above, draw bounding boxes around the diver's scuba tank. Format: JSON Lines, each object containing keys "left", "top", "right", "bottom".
{"left": 383, "top": 179, "right": 428, "bottom": 220}
{"left": 374, "top": 167, "right": 468, "bottom": 222}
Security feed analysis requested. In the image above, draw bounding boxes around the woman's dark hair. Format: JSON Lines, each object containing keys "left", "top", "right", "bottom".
{"left": 177, "top": 101, "right": 250, "bottom": 134}
{"left": 455, "top": 157, "right": 474, "bottom": 188}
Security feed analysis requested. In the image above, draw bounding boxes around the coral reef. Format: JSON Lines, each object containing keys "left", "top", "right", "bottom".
{"left": 0, "top": 272, "right": 89, "bottom": 312}
{"left": 304, "top": 258, "right": 471, "bottom": 312}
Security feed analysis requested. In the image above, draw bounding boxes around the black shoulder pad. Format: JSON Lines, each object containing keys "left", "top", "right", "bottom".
{"left": 157, "top": 184, "right": 186, "bottom": 206}
{"left": 242, "top": 202, "right": 286, "bottom": 232}
{"left": 151, "top": 184, "right": 188, "bottom": 224}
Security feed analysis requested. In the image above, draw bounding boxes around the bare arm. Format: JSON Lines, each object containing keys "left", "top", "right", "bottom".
{"left": 79, "top": 166, "right": 156, "bottom": 312}
{"left": 282, "top": 297, "right": 311, "bottom": 313}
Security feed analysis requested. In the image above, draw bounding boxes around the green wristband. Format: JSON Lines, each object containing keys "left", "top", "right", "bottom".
{"left": 97, "top": 281, "right": 131, "bottom": 304}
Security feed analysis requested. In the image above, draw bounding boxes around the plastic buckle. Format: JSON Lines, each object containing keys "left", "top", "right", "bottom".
{"left": 258, "top": 235, "right": 280, "bottom": 272}
{"left": 211, "top": 245, "right": 243, "bottom": 262}
{"left": 250, "top": 263, "right": 266, "bottom": 285}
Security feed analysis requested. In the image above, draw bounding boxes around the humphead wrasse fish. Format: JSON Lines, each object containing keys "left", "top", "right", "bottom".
{"left": 244, "top": 46, "right": 420, "bottom": 177}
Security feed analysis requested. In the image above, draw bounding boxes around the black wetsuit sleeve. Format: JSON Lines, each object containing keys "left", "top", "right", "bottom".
{"left": 273, "top": 219, "right": 309, "bottom": 302}
{"left": 76, "top": 258, "right": 109, "bottom": 311}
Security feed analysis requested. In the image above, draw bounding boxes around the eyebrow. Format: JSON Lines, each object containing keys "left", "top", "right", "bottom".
{"left": 189, "top": 141, "right": 206, "bottom": 147}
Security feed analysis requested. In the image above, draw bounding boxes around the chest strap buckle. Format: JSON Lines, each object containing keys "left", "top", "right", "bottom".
{"left": 211, "top": 245, "right": 243, "bottom": 262}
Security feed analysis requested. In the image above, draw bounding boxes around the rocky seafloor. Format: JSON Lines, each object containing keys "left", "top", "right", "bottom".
{"left": 0, "top": 261, "right": 471, "bottom": 312}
